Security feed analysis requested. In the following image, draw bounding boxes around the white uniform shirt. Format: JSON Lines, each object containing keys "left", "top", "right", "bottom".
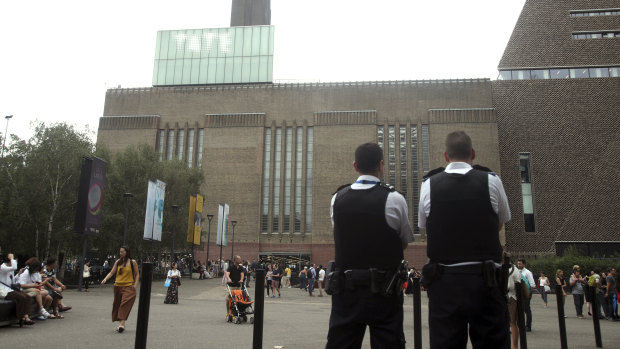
{"left": 0, "top": 259, "right": 17, "bottom": 286}
{"left": 418, "top": 162, "right": 511, "bottom": 228}
{"left": 331, "top": 175, "right": 415, "bottom": 244}
{"left": 519, "top": 267, "right": 535, "bottom": 288}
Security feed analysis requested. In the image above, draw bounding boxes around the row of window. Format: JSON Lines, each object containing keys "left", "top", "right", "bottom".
{"left": 261, "top": 127, "right": 313, "bottom": 234}
{"left": 573, "top": 31, "right": 620, "bottom": 39}
{"left": 377, "top": 124, "right": 430, "bottom": 234}
{"left": 570, "top": 9, "right": 620, "bottom": 17}
{"left": 520, "top": 154, "right": 535, "bottom": 232}
{"left": 497, "top": 66, "right": 620, "bottom": 80}
{"left": 157, "top": 128, "right": 204, "bottom": 167}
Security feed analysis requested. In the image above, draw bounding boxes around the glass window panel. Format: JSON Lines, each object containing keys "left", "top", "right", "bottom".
{"left": 591, "top": 33, "right": 603, "bottom": 39}
{"left": 197, "top": 129, "right": 204, "bottom": 168}
{"left": 262, "top": 128, "right": 271, "bottom": 233}
{"left": 388, "top": 126, "right": 396, "bottom": 185}
{"left": 215, "top": 57, "right": 225, "bottom": 83}
{"left": 609, "top": 67, "right": 620, "bottom": 77}
{"left": 182, "top": 59, "right": 192, "bottom": 84}
{"left": 157, "top": 130, "right": 165, "bottom": 162}
{"left": 173, "top": 59, "right": 184, "bottom": 85}
{"left": 207, "top": 58, "right": 217, "bottom": 84}
{"left": 377, "top": 126, "right": 384, "bottom": 149}
{"left": 410, "top": 126, "right": 419, "bottom": 234}
{"left": 165, "top": 60, "right": 176, "bottom": 85}
{"left": 512, "top": 70, "right": 531, "bottom": 80}
{"left": 588, "top": 68, "right": 609, "bottom": 78}
{"left": 250, "top": 56, "right": 260, "bottom": 82}
{"left": 243, "top": 27, "right": 253, "bottom": 56}
{"left": 530, "top": 69, "right": 550, "bottom": 79}
{"left": 219, "top": 30, "right": 233, "bottom": 57}
{"left": 570, "top": 68, "right": 589, "bottom": 78}
{"left": 498, "top": 71, "right": 512, "bottom": 80}
{"left": 252, "top": 26, "right": 261, "bottom": 56}
{"left": 269, "top": 27, "right": 275, "bottom": 55}
{"left": 550, "top": 69, "right": 570, "bottom": 79}
{"left": 260, "top": 26, "right": 270, "bottom": 55}
{"left": 168, "top": 31, "right": 179, "bottom": 59}
{"left": 273, "top": 128, "right": 282, "bottom": 233}
{"left": 157, "top": 60, "right": 167, "bottom": 85}
{"left": 267, "top": 56, "right": 273, "bottom": 81}
{"left": 159, "top": 31, "right": 169, "bottom": 60}
{"left": 284, "top": 128, "right": 293, "bottom": 233}
{"left": 399, "top": 126, "right": 407, "bottom": 199}
{"left": 305, "top": 127, "right": 313, "bottom": 233}
{"left": 233, "top": 57, "right": 243, "bottom": 82}
{"left": 234, "top": 27, "right": 244, "bottom": 56}
{"left": 177, "top": 129, "right": 185, "bottom": 161}
{"left": 167, "top": 130, "right": 175, "bottom": 161}
{"left": 421, "top": 125, "right": 430, "bottom": 173}
{"left": 520, "top": 154, "right": 531, "bottom": 183}
{"left": 224, "top": 57, "right": 234, "bottom": 82}
{"left": 187, "top": 129, "right": 195, "bottom": 167}
{"left": 259, "top": 56, "right": 268, "bottom": 81}
{"left": 241, "top": 57, "right": 252, "bottom": 82}
{"left": 295, "top": 127, "right": 303, "bottom": 233}
{"left": 198, "top": 59, "right": 209, "bottom": 84}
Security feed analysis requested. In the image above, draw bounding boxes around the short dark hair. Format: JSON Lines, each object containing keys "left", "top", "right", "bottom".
{"left": 518, "top": 258, "right": 526, "bottom": 265}
{"left": 445, "top": 131, "right": 472, "bottom": 160}
{"left": 355, "top": 143, "right": 383, "bottom": 173}
{"left": 46, "top": 257, "right": 56, "bottom": 266}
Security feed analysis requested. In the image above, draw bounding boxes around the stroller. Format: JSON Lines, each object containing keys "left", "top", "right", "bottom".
{"left": 226, "top": 283, "right": 254, "bottom": 324}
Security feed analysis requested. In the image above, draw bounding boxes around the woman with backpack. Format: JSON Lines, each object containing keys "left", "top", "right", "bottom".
{"left": 101, "top": 246, "right": 139, "bottom": 333}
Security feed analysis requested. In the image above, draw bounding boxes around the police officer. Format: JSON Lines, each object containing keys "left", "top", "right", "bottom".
{"left": 419, "top": 131, "right": 511, "bottom": 349}
{"left": 327, "top": 142, "right": 414, "bottom": 349}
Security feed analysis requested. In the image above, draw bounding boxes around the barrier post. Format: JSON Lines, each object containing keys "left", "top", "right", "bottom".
{"left": 134, "top": 262, "right": 152, "bottom": 349}
{"left": 412, "top": 277, "right": 422, "bottom": 349}
{"left": 252, "top": 269, "right": 265, "bottom": 349}
{"left": 555, "top": 284, "right": 568, "bottom": 349}
{"left": 515, "top": 282, "right": 527, "bottom": 349}
{"left": 590, "top": 286, "right": 602, "bottom": 347}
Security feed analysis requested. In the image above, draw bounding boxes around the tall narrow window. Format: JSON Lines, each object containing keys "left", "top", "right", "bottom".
{"left": 399, "top": 126, "right": 407, "bottom": 198}
{"left": 377, "top": 126, "right": 384, "bottom": 150}
{"left": 167, "top": 130, "right": 175, "bottom": 161}
{"left": 305, "top": 127, "right": 314, "bottom": 233}
{"left": 283, "top": 127, "right": 293, "bottom": 233}
{"left": 197, "top": 129, "right": 204, "bottom": 167}
{"left": 520, "top": 153, "right": 535, "bottom": 232}
{"left": 157, "top": 130, "right": 165, "bottom": 162}
{"left": 422, "top": 125, "right": 430, "bottom": 173}
{"left": 272, "top": 128, "right": 282, "bottom": 233}
{"left": 177, "top": 129, "right": 185, "bottom": 161}
{"left": 261, "top": 129, "right": 271, "bottom": 233}
{"left": 294, "top": 127, "right": 303, "bottom": 233}
{"left": 186, "top": 129, "right": 195, "bottom": 167}
{"left": 388, "top": 126, "right": 396, "bottom": 185}
{"left": 411, "top": 126, "right": 420, "bottom": 234}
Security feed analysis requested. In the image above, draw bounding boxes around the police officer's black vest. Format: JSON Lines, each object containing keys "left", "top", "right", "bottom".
{"left": 333, "top": 183, "right": 403, "bottom": 270}
{"left": 426, "top": 169, "right": 502, "bottom": 263}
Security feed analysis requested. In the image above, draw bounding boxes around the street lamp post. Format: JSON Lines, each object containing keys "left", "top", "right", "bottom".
{"left": 122, "top": 193, "right": 133, "bottom": 246}
{"left": 206, "top": 214, "right": 214, "bottom": 265}
{"left": 171, "top": 205, "right": 180, "bottom": 263}
{"left": 230, "top": 220, "right": 237, "bottom": 260}
{"left": 1, "top": 115, "right": 13, "bottom": 158}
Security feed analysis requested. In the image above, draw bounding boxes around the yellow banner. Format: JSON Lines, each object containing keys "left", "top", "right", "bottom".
{"left": 194, "top": 194, "right": 203, "bottom": 245}
{"left": 186, "top": 195, "right": 196, "bottom": 243}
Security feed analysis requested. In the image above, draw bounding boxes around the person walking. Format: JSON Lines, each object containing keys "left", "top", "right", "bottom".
{"left": 517, "top": 259, "right": 535, "bottom": 331}
{"left": 538, "top": 271, "right": 550, "bottom": 307}
{"left": 570, "top": 269, "right": 586, "bottom": 318}
{"left": 308, "top": 264, "right": 316, "bottom": 297}
{"left": 284, "top": 265, "right": 291, "bottom": 288}
{"left": 271, "top": 264, "right": 282, "bottom": 298}
{"left": 506, "top": 256, "right": 523, "bottom": 349}
{"left": 82, "top": 260, "right": 92, "bottom": 291}
{"left": 101, "top": 246, "right": 139, "bottom": 333}
{"left": 419, "top": 131, "right": 511, "bottom": 348}
{"left": 327, "top": 142, "right": 414, "bottom": 349}
{"left": 299, "top": 267, "right": 307, "bottom": 292}
{"left": 265, "top": 265, "right": 273, "bottom": 298}
{"left": 164, "top": 262, "right": 181, "bottom": 304}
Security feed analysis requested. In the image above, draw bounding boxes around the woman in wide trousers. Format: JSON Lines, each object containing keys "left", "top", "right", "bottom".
{"left": 101, "top": 246, "right": 139, "bottom": 333}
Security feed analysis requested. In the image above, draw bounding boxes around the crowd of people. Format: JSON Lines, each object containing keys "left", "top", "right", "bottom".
{"left": 1, "top": 253, "right": 73, "bottom": 327}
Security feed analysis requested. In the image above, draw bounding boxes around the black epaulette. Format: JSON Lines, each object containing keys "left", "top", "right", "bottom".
{"left": 473, "top": 164, "right": 497, "bottom": 176}
{"left": 422, "top": 166, "right": 445, "bottom": 181}
{"left": 378, "top": 182, "right": 396, "bottom": 192}
{"left": 333, "top": 184, "right": 351, "bottom": 195}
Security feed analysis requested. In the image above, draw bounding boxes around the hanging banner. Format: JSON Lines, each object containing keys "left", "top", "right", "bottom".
{"left": 74, "top": 156, "right": 107, "bottom": 235}
{"left": 194, "top": 194, "right": 204, "bottom": 245}
{"left": 144, "top": 179, "right": 166, "bottom": 241}
{"left": 216, "top": 203, "right": 229, "bottom": 246}
{"left": 187, "top": 195, "right": 196, "bottom": 243}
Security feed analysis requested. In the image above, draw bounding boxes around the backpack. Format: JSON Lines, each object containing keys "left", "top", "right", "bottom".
{"left": 588, "top": 274, "right": 597, "bottom": 287}
{"left": 520, "top": 273, "right": 532, "bottom": 300}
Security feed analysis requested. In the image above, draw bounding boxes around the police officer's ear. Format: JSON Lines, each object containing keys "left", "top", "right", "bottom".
{"left": 471, "top": 148, "right": 476, "bottom": 162}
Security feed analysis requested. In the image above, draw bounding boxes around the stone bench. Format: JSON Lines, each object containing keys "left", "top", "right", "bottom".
{"left": 0, "top": 297, "right": 38, "bottom": 327}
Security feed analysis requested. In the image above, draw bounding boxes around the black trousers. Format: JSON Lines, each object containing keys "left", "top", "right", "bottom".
{"left": 427, "top": 273, "right": 510, "bottom": 349}
{"left": 523, "top": 297, "right": 532, "bottom": 328}
{"left": 326, "top": 288, "right": 405, "bottom": 349}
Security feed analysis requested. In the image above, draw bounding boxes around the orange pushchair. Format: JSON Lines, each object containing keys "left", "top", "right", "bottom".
{"left": 226, "top": 283, "right": 254, "bottom": 324}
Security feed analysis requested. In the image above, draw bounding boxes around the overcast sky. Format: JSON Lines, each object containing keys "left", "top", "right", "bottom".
{"left": 0, "top": 0, "right": 525, "bottom": 142}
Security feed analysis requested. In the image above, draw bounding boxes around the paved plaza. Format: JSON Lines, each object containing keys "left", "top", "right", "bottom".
{"left": 1, "top": 277, "right": 618, "bottom": 348}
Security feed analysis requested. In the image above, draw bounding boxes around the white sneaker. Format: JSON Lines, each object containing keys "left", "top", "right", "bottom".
{"left": 39, "top": 308, "right": 50, "bottom": 318}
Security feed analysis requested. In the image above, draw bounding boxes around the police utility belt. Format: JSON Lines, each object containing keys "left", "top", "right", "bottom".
{"left": 421, "top": 260, "right": 501, "bottom": 289}
{"left": 325, "top": 260, "right": 407, "bottom": 297}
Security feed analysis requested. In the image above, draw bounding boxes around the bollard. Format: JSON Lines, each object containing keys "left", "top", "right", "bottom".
{"left": 134, "top": 262, "right": 152, "bottom": 349}
{"left": 252, "top": 269, "right": 265, "bottom": 349}
{"left": 515, "top": 282, "right": 527, "bottom": 349}
{"left": 590, "top": 286, "right": 602, "bottom": 347}
{"left": 412, "top": 277, "right": 422, "bottom": 349}
{"left": 555, "top": 284, "right": 568, "bottom": 349}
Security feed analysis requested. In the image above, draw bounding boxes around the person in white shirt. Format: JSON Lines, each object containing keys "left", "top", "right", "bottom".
{"left": 317, "top": 265, "right": 326, "bottom": 297}
{"left": 1, "top": 254, "right": 36, "bottom": 326}
{"left": 18, "top": 259, "right": 54, "bottom": 319}
{"left": 506, "top": 257, "right": 523, "bottom": 349}
{"left": 517, "top": 259, "right": 535, "bottom": 331}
